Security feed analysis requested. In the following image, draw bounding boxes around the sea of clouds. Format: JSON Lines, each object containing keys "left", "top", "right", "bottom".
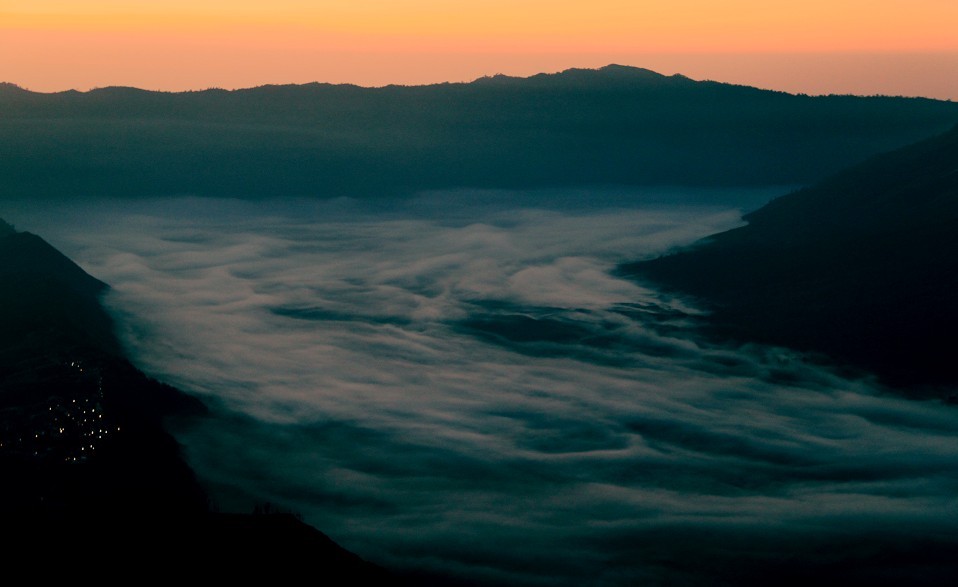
{"left": 12, "top": 189, "right": 958, "bottom": 586}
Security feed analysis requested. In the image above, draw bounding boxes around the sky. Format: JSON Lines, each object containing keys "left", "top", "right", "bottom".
{"left": 2, "top": 1, "right": 957, "bottom": 99}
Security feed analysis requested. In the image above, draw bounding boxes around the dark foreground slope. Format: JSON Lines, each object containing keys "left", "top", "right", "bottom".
{"left": 0, "top": 220, "right": 392, "bottom": 581}
{"left": 2, "top": 65, "right": 958, "bottom": 199}
{"left": 621, "top": 125, "right": 958, "bottom": 393}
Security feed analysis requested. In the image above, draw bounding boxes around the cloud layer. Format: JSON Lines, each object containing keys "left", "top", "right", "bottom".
{"left": 17, "top": 190, "right": 958, "bottom": 586}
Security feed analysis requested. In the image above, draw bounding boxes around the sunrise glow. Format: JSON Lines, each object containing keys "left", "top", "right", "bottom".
{"left": 2, "top": 1, "right": 957, "bottom": 97}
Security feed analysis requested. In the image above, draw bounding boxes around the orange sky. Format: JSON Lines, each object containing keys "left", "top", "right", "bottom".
{"left": 2, "top": 1, "right": 957, "bottom": 98}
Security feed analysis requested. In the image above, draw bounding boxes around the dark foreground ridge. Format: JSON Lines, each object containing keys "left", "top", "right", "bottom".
{"left": 2, "top": 65, "right": 958, "bottom": 199}
{"left": 621, "top": 124, "right": 958, "bottom": 394}
{"left": 0, "top": 220, "right": 393, "bottom": 581}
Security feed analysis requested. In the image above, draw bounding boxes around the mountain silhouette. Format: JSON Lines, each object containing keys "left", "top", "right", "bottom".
{"left": 2, "top": 65, "right": 957, "bottom": 199}
{"left": 621, "top": 124, "right": 958, "bottom": 393}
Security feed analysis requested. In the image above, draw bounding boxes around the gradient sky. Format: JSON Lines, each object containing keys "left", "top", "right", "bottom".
{"left": 2, "top": 1, "right": 957, "bottom": 98}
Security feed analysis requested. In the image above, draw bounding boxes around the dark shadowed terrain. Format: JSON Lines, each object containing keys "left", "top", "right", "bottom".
{"left": 623, "top": 124, "right": 958, "bottom": 392}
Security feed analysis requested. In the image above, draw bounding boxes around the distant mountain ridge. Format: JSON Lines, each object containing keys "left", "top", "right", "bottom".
{"left": 0, "top": 65, "right": 694, "bottom": 96}
{"left": 622, "top": 124, "right": 958, "bottom": 392}
{"left": 2, "top": 65, "right": 957, "bottom": 199}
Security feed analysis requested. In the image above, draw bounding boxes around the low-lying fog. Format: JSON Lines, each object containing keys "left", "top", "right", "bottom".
{"left": 11, "top": 188, "right": 958, "bottom": 586}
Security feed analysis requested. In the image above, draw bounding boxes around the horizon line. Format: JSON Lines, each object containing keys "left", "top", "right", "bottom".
{"left": 1, "top": 63, "right": 952, "bottom": 101}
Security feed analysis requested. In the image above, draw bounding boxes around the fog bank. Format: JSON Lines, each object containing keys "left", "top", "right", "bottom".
{"left": 12, "top": 189, "right": 958, "bottom": 586}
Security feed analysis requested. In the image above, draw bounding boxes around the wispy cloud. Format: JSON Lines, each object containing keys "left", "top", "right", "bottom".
{"left": 16, "top": 190, "right": 958, "bottom": 586}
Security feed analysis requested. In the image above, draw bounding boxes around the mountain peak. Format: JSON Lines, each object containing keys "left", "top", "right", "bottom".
{"left": 597, "top": 63, "right": 665, "bottom": 77}
{"left": 547, "top": 64, "right": 695, "bottom": 88}
{"left": 549, "top": 64, "right": 673, "bottom": 81}
{"left": 469, "top": 64, "right": 687, "bottom": 88}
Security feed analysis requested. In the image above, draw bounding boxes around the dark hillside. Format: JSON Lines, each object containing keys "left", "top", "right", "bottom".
{"left": 622, "top": 125, "right": 958, "bottom": 392}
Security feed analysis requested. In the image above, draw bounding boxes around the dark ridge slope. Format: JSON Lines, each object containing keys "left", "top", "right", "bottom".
{"left": 0, "top": 220, "right": 397, "bottom": 582}
{"left": 0, "top": 230, "right": 117, "bottom": 356}
{"left": 622, "top": 125, "right": 958, "bottom": 392}
{"left": 0, "top": 230, "right": 106, "bottom": 295}
{"left": 0, "top": 223, "right": 208, "bottom": 520}
{"left": 2, "top": 65, "right": 957, "bottom": 199}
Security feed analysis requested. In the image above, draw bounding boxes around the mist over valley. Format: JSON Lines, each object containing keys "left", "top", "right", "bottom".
{"left": 10, "top": 188, "right": 958, "bottom": 586}
{"left": 3, "top": 66, "right": 958, "bottom": 585}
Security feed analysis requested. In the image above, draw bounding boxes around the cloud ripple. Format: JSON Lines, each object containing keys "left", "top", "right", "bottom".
{"left": 18, "top": 190, "right": 958, "bottom": 586}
